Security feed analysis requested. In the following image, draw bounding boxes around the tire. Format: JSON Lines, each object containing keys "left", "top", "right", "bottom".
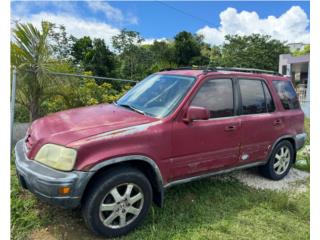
{"left": 82, "top": 166, "right": 153, "bottom": 238}
{"left": 259, "top": 140, "right": 294, "bottom": 180}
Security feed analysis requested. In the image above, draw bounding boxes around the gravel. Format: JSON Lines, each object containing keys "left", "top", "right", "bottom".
{"left": 214, "top": 167, "right": 309, "bottom": 193}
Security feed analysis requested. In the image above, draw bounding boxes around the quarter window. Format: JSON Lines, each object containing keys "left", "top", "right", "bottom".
{"left": 191, "top": 79, "right": 234, "bottom": 118}
{"left": 272, "top": 81, "right": 300, "bottom": 110}
{"left": 239, "top": 79, "right": 267, "bottom": 115}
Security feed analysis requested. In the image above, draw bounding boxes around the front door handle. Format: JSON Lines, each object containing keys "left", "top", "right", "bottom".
{"left": 225, "top": 125, "right": 237, "bottom": 131}
{"left": 273, "top": 119, "right": 282, "bottom": 126}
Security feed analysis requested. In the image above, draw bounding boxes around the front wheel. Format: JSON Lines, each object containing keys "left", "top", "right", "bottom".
{"left": 259, "top": 140, "right": 294, "bottom": 180}
{"left": 82, "top": 167, "right": 153, "bottom": 238}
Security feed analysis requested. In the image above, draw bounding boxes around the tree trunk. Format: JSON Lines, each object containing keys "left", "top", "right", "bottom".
{"left": 29, "top": 101, "right": 40, "bottom": 122}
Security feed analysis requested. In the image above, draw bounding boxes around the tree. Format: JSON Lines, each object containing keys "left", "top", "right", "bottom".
{"left": 117, "top": 45, "right": 154, "bottom": 80}
{"left": 292, "top": 44, "right": 310, "bottom": 56}
{"left": 48, "top": 23, "right": 75, "bottom": 60}
{"left": 220, "top": 34, "right": 290, "bottom": 71}
{"left": 112, "top": 29, "right": 147, "bottom": 80}
{"left": 149, "top": 40, "right": 175, "bottom": 65}
{"left": 71, "top": 36, "right": 93, "bottom": 64}
{"left": 173, "top": 31, "right": 202, "bottom": 66}
{"left": 112, "top": 29, "right": 144, "bottom": 54}
{"left": 189, "top": 35, "right": 210, "bottom": 66}
{"left": 11, "top": 21, "right": 66, "bottom": 121}
{"left": 89, "top": 39, "right": 116, "bottom": 78}
{"left": 209, "top": 46, "right": 222, "bottom": 66}
{"left": 71, "top": 37, "right": 116, "bottom": 80}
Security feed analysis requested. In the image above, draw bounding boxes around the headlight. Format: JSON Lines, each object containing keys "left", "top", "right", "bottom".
{"left": 34, "top": 144, "right": 77, "bottom": 171}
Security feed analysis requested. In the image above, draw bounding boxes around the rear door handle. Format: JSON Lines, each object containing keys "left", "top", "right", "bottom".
{"left": 273, "top": 119, "right": 282, "bottom": 126}
{"left": 225, "top": 125, "right": 237, "bottom": 131}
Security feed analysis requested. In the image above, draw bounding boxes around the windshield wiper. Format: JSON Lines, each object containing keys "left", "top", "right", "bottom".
{"left": 116, "top": 102, "right": 147, "bottom": 116}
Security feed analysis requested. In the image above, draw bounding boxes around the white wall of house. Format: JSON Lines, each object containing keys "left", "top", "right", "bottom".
{"left": 302, "top": 64, "right": 310, "bottom": 117}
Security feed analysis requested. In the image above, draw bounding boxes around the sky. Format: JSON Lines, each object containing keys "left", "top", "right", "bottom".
{"left": 11, "top": 1, "right": 310, "bottom": 47}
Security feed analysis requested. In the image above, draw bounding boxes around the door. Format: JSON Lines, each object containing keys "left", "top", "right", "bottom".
{"left": 170, "top": 78, "right": 242, "bottom": 180}
{"left": 237, "top": 78, "right": 283, "bottom": 163}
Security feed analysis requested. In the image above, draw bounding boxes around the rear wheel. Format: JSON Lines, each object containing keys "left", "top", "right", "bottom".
{"left": 82, "top": 167, "right": 152, "bottom": 237}
{"left": 259, "top": 140, "right": 294, "bottom": 180}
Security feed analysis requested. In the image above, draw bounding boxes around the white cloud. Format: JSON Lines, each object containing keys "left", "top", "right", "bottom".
{"left": 12, "top": 12, "right": 120, "bottom": 46}
{"left": 141, "top": 37, "right": 168, "bottom": 45}
{"left": 86, "top": 1, "right": 138, "bottom": 25}
{"left": 197, "top": 6, "right": 309, "bottom": 45}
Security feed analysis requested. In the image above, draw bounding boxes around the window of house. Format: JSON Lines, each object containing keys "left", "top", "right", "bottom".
{"left": 239, "top": 79, "right": 267, "bottom": 115}
{"left": 282, "top": 65, "right": 287, "bottom": 75}
{"left": 191, "top": 79, "right": 234, "bottom": 118}
{"left": 272, "top": 80, "right": 300, "bottom": 110}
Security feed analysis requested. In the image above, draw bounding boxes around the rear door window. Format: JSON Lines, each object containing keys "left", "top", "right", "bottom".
{"left": 239, "top": 79, "right": 267, "bottom": 115}
{"left": 272, "top": 81, "right": 300, "bottom": 110}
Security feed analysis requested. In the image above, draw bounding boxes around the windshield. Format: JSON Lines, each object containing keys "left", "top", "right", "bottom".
{"left": 117, "top": 74, "right": 196, "bottom": 118}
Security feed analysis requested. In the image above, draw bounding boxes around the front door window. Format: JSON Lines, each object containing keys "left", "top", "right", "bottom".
{"left": 191, "top": 79, "right": 234, "bottom": 118}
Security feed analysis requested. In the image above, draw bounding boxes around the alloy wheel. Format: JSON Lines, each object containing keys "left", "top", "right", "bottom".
{"left": 273, "top": 146, "right": 291, "bottom": 175}
{"left": 99, "top": 183, "right": 144, "bottom": 229}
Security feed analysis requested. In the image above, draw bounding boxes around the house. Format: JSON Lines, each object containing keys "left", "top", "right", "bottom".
{"left": 279, "top": 52, "right": 310, "bottom": 117}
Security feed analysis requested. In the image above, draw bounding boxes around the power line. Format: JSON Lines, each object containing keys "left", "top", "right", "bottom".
{"left": 156, "top": 1, "right": 215, "bottom": 26}
{"left": 16, "top": 68, "right": 137, "bottom": 83}
{"left": 48, "top": 72, "right": 138, "bottom": 83}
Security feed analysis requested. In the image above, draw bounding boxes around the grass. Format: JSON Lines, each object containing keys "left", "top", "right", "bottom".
{"left": 11, "top": 162, "right": 309, "bottom": 240}
{"left": 295, "top": 118, "right": 310, "bottom": 172}
{"left": 127, "top": 180, "right": 309, "bottom": 240}
{"left": 10, "top": 162, "right": 50, "bottom": 240}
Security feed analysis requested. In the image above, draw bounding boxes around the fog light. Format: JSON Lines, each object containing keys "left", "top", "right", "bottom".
{"left": 58, "top": 187, "right": 71, "bottom": 195}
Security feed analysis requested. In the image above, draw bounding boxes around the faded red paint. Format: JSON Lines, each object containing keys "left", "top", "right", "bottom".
{"left": 25, "top": 70, "right": 305, "bottom": 185}
{"left": 26, "top": 104, "right": 157, "bottom": 159}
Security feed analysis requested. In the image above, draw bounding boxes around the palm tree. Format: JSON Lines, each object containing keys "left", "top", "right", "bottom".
{"left": 11, "top": 21, "right": 56, "bottom": 121}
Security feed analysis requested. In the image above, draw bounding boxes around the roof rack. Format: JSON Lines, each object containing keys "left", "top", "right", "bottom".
{"left": 215, "top": 67, "right": 282, "bottom": 76}
{"left": 159, "top": 66, "right": 217, "bottom": 73}
{"left": 159, "top": 66, "right": 282, "bottom": 76}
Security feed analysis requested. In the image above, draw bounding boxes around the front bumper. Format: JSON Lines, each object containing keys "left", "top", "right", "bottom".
{"left": 14, "top": 139, "right": 94, "bottom": 208}
{"left": 295, "top": 133, "right": 307, "bottom": 151}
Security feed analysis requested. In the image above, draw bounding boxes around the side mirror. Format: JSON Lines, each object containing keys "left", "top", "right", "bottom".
{"left": 183, "top": 106, "right": 210, "bottom": 123}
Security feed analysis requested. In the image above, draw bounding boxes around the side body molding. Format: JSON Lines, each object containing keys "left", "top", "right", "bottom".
{"left": 89, "top": 155, "right": 165, "bottom": 207}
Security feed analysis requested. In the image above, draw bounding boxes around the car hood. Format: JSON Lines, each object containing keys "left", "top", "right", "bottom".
{"left": 26, "top": 104, "right": 157, "bottom": 156}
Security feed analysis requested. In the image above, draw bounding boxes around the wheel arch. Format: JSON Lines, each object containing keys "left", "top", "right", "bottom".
{"left": 81, "top": 155, "right": 165, "bottom": 208}
{"left": 268, "top": 135, "right": 297, "bottom": 164}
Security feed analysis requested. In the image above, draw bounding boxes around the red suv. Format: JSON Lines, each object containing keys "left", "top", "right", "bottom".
{"left": 15, "top": 67, "right": 306, "bottom": 237}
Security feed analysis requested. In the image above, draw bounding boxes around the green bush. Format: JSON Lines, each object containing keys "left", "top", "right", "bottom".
{"left": 295, "top": 118, "right": 310, "bottom": 172}
{"left": 44, "top": 79, "right": 131, "bottom": 114}
{"left": 14, "top": 78, "right": 132, "bottom": 122}
{"left": 14, "top": 105, "right": 29, "bottom": 123}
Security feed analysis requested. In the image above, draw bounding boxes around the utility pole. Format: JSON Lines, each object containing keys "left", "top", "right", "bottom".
{"left": 11, "top": 67, "right": 17, "bottom": 148}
